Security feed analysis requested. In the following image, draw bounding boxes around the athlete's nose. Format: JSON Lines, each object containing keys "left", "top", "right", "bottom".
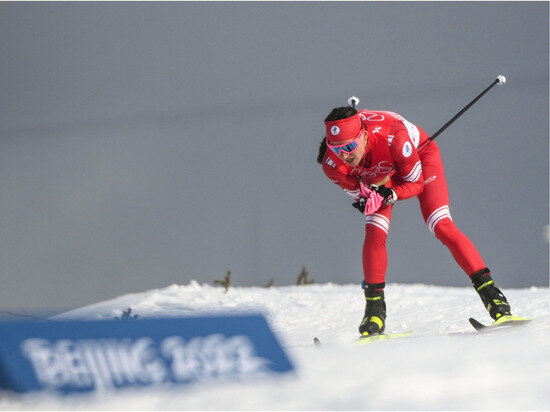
{"left": 339, "top": 151, "right": 349, "bottom": 160}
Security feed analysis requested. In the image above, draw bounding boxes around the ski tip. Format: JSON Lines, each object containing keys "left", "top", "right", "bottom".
{"left": 469, "top": 317, "right": 486, "bottom": 331}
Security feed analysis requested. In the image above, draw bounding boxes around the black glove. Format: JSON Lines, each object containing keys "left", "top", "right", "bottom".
{"left": 352, "top": 198, "right": 366, "bottom": 213}
{"left": 371, "top": 185, "right": 397, "bottom": 205}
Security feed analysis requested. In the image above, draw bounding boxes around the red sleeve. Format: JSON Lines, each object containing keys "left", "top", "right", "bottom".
{"left": 321, "top": 152, "right": 361, "bottom": 200}
{"left": 389, "top": 122, "right": 425, "bottom": 200}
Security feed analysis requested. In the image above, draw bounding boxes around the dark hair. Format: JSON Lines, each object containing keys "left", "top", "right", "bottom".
{"left": 316, "top": 106, "right": 358, "bottom": 164}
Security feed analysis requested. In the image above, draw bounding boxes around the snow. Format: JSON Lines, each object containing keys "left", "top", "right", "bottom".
{"left": 1, "top": 281, "right": 549, "bottom": 410}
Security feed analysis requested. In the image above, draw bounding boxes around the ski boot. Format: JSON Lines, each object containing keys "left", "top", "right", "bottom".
{"left": 471, "top": 268, "right": 511, "bottom": 320}
{"left": 359, "top": 283, "right": 386, "bottom": 336}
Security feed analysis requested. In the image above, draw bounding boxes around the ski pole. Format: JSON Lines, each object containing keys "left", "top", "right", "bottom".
{"left": 372, "top": 75, "right": 507, "bottom": 187}
{"left": 429, "top": 75, "right": 506, "bottom": 142}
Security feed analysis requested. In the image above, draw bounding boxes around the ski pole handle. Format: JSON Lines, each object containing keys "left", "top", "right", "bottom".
{"left": 373, "top": 174, "right": 392, "bottom": 187}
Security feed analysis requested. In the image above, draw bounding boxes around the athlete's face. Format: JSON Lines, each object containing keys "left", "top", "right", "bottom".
{"left": 332, "top": 129, "right": 368, "bottom": 167}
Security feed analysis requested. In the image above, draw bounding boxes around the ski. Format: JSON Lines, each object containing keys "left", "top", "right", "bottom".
{"left": 468, "top": 315, "right": 532, "bottom": 332}
{"left": 312, "top": 330, "right": 413, "bottom": 348}
{"left": 356, "top": 330, "right": 413, "bottom": 345}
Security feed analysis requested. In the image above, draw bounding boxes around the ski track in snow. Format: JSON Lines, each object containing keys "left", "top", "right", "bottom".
{"left": 1, "top": 282, "right": 549, "bottom": 410}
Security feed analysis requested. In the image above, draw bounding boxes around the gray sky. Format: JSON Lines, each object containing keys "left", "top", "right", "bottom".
{"left": 0, "top": 2, "right": 548, "bottom": 314}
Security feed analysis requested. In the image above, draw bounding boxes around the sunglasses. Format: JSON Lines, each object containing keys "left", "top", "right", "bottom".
{"left": 326, "top": 127, "right": 365, "bottom": 155}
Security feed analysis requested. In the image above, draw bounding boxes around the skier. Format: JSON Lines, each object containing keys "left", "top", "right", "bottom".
{"left": 317, "top": 104, "right": 512, "bottom": 336}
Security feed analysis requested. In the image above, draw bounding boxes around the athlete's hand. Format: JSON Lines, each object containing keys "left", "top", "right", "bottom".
{"left": 352, "top": 198, "right": 366, "bottom": 213}
{"left": 358, "top": 181, "right": 373, "bottom": 199}
{"left": 353, "top": 182, "right": 385, "bottom": 215}
{"left": 371, "top": 184, "right": 397, "bottom": 205}
{"left": 364, "top": 191, "right": 384, "bottom": 214}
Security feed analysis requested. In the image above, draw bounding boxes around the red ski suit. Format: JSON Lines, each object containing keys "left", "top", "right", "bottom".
{"left": 322, "top": 110, "right": 486, "bottom": 285}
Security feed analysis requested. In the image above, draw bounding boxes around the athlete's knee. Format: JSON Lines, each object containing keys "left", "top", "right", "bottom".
{"left": 365, "top": 213, "right": 390, "bottom": 236}
{"left": 426, "top": 205, "right": 453, "bottom": 234}
{"left": 365, "top": 215, "right": 389, "bottom": 248}
{"left": 432, "top": 217, "right": 458, "bottom": 243}
{"left": 425, "top": 204, "right": 459, "bottom": 244}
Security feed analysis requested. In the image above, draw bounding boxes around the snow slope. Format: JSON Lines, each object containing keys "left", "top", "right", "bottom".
{"left": 1, "top": 281, "right": 549, "bottom": 410}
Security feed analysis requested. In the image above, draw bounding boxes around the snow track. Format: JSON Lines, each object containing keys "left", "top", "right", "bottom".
{"left": 1, "top": 282, "right": 549, "bottom": 410}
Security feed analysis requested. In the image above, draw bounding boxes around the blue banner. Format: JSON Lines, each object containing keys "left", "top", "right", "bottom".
{"left": 0, "top": 313, "right": 293, "bottom": 394}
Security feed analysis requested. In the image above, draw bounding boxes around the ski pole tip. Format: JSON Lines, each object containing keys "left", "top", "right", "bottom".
{"left": 497, "top": 75, "right": 506, "bottom": 85}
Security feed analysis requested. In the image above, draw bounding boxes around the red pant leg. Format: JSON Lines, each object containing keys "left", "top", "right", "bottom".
{"left": 418, "top": 145, "right": 486, "bottom": 277}
{"left": 362, "top": 206, "right": 392, "bottom": 284}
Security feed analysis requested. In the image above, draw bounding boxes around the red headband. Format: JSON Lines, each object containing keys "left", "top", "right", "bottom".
{"left": 324, "top": 113, "right": 363, "bottom": 144}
